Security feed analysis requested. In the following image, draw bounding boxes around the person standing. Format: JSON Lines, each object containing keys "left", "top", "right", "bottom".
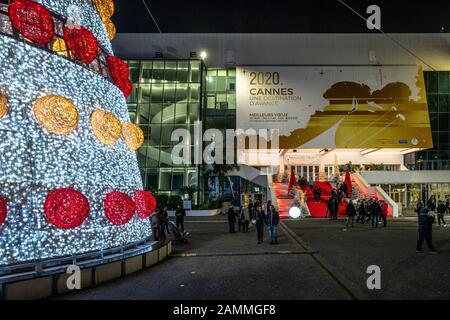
{"left": 266, "top": 205, "right": 280, "bottom": 244}
{"left": 370, "top": 199, "right": 381, "bottom": 228}
{"left": 255, "top": 205, "right": 265, "bottom": 244}
{"left": 345, "top": 200, "right": 356, "bottom": 229}
{"left": 239, "top": 205, "right": 250, "bottom": 233}
{"left": 162, "top": 206, "right": 170, "bottom": 234}
{"left": 227, "top": 206, "right": 237, "bottom": 233}
{"left": 327, "top": 198, "right": 335, "bottom": 220}
{"left": 175, "top": 204, "right": 186, "bottom": 233}
{"left": 427, "top": 195, "right": 437, "bottom": 216}
{"left": 237, "top": 206, "right": 244, "bottom": 232}
{"left": 157, "top": 207, "right": 166, "bottom": 240}
{"left": 437, "top": 200, "right": 448, "bottom": 227}
{"left": 150, "top": 208, "right": 160, "bottom": 241}
{"left": 357, "top": 200, "right": 366, "bottom": 223}
{"left": 416, "top": 202, "right": 437, "bottom": 254}
{"left": 309, "top": 177, "right": 314, "bottom": 192}
{"left": 380, "top": 200, "right": 388, "bottom": 227}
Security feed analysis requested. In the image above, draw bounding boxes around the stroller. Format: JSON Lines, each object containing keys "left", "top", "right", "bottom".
{"left": 168, "top": 221, "right": 189, "bottom": 244}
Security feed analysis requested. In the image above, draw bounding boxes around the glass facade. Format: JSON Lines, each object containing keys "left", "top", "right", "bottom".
{"left": 379, "top": 183, "right": 450, "bottom": 216}
{"left": 406, "top": 71, "right": 450, "bottom": 170}
{"left": 125, "top": 60, "right": 205, "bottom": 201}
{"left": 125, "top": 61, "right": 448, "bottom": 209}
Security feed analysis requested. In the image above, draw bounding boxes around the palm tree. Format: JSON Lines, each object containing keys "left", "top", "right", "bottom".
{"left": 180, "top": 185, "right": 198, "bottom": 201}
{"left": 202, "top": 163, "right": 240, "bottom": 199}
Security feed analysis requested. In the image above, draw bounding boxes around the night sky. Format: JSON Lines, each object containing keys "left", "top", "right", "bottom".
{"left": 113, "top": 0, "right": 450, "bottom": 33}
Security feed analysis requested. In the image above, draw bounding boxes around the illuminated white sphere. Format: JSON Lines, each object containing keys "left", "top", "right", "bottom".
{"left": 289, "top": 206, "right": 301, "bottom": 219}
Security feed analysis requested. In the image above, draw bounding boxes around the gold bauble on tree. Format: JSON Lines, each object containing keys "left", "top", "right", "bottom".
{"left": 94, "top": 0, "right": 115, "bottom": 19}
{"left": 104, "top": 18, "right": 116, "bottom": 41}
{"left": 91, "top": 109, "right": 122, "bottom": 145}
{"left": 122, "top": 122, "right": 144, "bottom": 151}
{"left": 94, "top": 0, "right": 116, "bottom": 41}
{"left": 33, "top": 95, "right": 78, "bottom": 135}
{"left": 0, "top": 92, "right": 8, "bottom": 119}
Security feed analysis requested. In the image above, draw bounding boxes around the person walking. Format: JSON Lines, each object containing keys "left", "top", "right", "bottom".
{"left": 266, "top": 205, "right": 280, "bottom": 244}
{"left": 227, "top": 206, "right": 237, "bottom": 233}
{"left": 370, "top": 199, "right": 381, "bottom": 228}
{"left": 416, "top": 202, "right": 437, "bottom": 254}
{"left": 344, "top": 200, "right": 356, "bottom": 230}
{"left": 175, "top": 204, "right": 186, "bottom": 233}
{"left": 437, "top": 200, "right": 448, "bottom": 227}
{"left": 380, "top": 200, "right": 388, "bottom": 227}
{"left": 255, "top": 205, "right": 265, "bottom": 244}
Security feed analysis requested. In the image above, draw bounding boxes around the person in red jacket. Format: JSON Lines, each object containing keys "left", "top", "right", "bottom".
{"left": 380, "top": 200, "right": 389, "bottom": 227}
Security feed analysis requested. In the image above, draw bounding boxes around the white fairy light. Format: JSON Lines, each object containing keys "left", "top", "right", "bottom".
{"left": 0, "top": 1, "right": 150, "bottom": 265}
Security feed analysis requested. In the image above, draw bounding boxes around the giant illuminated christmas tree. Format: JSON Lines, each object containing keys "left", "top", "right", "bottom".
{"left": 0, "top": 0, "right": 155, "bottom": 265}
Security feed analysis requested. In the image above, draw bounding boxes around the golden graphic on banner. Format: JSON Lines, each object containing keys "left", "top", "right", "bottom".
{"left": 237, "top": 66, "right": 433, "bottom": 149}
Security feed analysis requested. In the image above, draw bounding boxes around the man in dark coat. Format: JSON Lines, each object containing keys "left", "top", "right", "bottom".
{"left": 370, "top": 199, "right": 381, "bottom": 228}
{"left": 327, "top": 198, "right": 336, "bottom": 220}
{"left": 416, "top": 202, "right": 437, "bottom": 254}
{"left": 175, "top": 204, "right": 186, "bottom": 233}
{"left": 437, "top": 200, "right": 447, "bottom": 227}
{"left": 345, "top": 200, "right": 357, "bottom": 229}
{"left": 227, "top": 206, "right": 238, "bottom": 233}
{"left": 266, "top": 205, "right": 280, "bottom": 244}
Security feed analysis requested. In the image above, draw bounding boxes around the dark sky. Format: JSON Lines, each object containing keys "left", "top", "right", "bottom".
{"left": 113, "top": 0, "right": 450, "bottom": 33}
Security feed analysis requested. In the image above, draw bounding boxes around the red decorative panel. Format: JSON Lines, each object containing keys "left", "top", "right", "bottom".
{"left": 8, "top": 0, "right": 55, "bottom": 45}
{"left": 107, "top": 56, "right": 132, "bottom": 98}
{"left": 64, "top": 26, "right": 99, "bottom": 64}
{"left": 0, "top": 194, "right": 7, "bottom": 226}
{"left": 104, "top": 191, "right": 135, "bottom": 225}
{"left": 44, "top": 188, "right": 90, "bottom": 229}
{"left": 134, "top": 190, "right": 157, "bottom": 219}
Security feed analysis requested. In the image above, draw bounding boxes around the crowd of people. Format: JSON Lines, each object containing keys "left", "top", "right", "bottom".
{"left": 227, "top": 200, "right": 280, "bottom": 245}
{"left": 150, "top": 204, "right": 187, "bottom": 241}
{"left": 343, "top": 198, "right": 389, "bottom": 229}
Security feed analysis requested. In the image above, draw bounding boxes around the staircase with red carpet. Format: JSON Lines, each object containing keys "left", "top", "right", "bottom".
{"left": 305, "top": 181, "right": 347, "bottom": 218}
{"left": 272, "top": 182, "right": 293, "bottom": 218}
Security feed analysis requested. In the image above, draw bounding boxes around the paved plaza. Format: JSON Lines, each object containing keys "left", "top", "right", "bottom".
{"left": 59, "top": 216, "right": 450, "bottom": 300}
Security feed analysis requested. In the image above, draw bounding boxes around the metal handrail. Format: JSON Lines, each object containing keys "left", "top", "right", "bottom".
{"left": 0, "top": 237, "right": 161, "bottom": 283}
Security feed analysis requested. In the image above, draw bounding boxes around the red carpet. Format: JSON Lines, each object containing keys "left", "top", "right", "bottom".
{"left": 272, "top": 182, "right": 293, "bottom": 218}
{"left": 305, "top": 182, "right": 347, "bottom": 218}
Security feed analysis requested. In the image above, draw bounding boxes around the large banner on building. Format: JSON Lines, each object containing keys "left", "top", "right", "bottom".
{"left": 236, "top": 66, "right": 433, "bottom": 149}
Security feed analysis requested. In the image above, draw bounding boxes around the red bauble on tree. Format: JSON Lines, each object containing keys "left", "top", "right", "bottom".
{"left": 104, "top": 191, "right": 135, "bottom": 225}
{"left": 44, "top": 188, "right": 90, "bottom": 229}
{"left": 107, "top": 56, "right": 132, "bottom": 98}
{"left": 0, "top": 194, "right": 7, "bottom": 226}
{"left": 64, "top": 26, "right": 99, "bottom": 65}
{"left": 134, "top": 190, "right": 157, "bottom": 219}
{"left": 8, "top": 0, "right": 55, "bottom": 45}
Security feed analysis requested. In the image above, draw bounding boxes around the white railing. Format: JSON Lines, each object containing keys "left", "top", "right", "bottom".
{"left": 353, "top": 172, "right": 399, "bottom": 218}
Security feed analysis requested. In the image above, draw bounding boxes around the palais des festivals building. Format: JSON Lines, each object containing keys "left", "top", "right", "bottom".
{"left": 114, "top": 33, "right": 450, "bottom": 217}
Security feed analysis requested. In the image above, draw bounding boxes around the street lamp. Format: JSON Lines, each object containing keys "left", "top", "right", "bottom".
{"left": 200, "top": 51, "right": 207, "bottom": 60}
